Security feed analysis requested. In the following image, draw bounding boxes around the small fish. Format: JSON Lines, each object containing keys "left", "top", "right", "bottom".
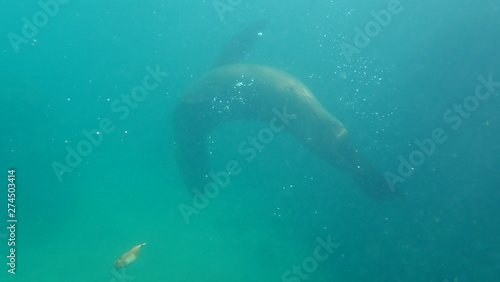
{"left": 114, "top": 243, "right": 147, "bottom": 270}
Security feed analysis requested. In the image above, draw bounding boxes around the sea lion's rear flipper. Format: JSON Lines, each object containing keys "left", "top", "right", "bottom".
{"left": 212, "top": 19, "right": 269, "bottom": 68}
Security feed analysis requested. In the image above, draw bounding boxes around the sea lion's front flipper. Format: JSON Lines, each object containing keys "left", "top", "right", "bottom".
{"left": 172, "top": 100, "right": 213, "bottom": 193}
{"left": 212, "top": 19, "right": 269, "bottom": 68}
{"left": 348, "top": 156, "right": 405, "bottom": 201}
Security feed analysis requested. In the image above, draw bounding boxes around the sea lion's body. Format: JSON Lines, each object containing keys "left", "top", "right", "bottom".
{"left": 173, "top": 64, "right": 394, "bottom": 200}
{"left": 172, "top": 21, "right": 397, "bottom": 200}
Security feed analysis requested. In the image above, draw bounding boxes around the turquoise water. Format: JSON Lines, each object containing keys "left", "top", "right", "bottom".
{"left": 1, "top": 0, "right": 499, "bottom": 281}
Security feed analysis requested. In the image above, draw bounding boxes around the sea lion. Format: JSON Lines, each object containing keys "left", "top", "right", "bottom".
{"left": 114, "top": 243, "right": 147, "bottom": 270}
{"left": 172, "top": 22, "right": 398, "bottom": 201}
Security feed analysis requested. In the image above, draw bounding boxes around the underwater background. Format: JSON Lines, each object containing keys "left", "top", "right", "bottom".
{"left": 1, "top": 0, "right": 499, "bottom": 281}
